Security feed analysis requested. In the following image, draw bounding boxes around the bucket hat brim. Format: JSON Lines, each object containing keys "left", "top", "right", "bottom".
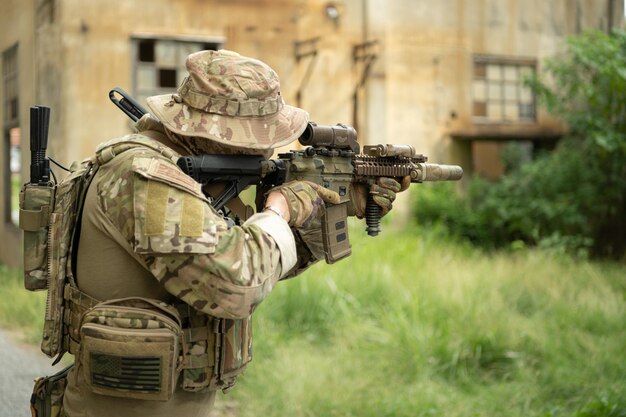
{"left": 146, "top": 94, "right": 309, "bottom": 150}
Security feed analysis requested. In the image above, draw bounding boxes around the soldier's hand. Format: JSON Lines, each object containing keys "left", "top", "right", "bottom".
{"left": 268, "top": 181, "right": 340, "bottom": 228}
{"left": 349, "top": 176, "right": 411, "bottom": 218}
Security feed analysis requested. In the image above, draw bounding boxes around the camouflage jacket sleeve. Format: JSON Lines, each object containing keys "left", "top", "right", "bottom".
{"left": 95, "top": 147, "right": 296, "bottom": 319}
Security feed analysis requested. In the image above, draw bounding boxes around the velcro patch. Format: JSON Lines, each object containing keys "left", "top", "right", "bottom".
{"left": 131, "top": 156, "right": 225, "bottom": 254}
{"left": 145, "top": 180, "right": 169, "bottom": 235}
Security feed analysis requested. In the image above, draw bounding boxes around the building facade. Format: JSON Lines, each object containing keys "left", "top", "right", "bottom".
{"left": 1, "top": 0, "right": 623, "bottom": 266}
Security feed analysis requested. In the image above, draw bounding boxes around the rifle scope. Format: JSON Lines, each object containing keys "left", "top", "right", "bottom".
{"left": 299, "top": 122, "right": 359, "bottom": 152}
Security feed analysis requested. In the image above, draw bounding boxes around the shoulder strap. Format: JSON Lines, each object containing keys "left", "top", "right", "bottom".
{"left": 67, "top": 161, "right": 99, "bottom": 288}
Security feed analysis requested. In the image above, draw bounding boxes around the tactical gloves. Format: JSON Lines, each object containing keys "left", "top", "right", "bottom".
{"left": 349, "top": 176, "right": 411, "bottom": 218}
{"left": 269, "top": 177, "right": 411, "bottom": 226}
{"left": 269, "top": 181, "right": 340, "bottom": 228}
{"left": 267, "top": 178, "right": 410, "bottom": 278}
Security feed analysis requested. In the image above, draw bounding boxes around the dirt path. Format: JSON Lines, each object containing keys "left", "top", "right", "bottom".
{"left": 0, "top": 329, "right": 64, "bottom": 417}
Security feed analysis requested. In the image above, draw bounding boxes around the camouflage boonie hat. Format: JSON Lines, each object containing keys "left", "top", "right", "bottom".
{"left": 146, "top": 50, "right": 309, "bottom": 151}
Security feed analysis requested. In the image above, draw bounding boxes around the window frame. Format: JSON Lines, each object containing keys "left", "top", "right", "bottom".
{"left": 471, "top": 54, "right": 537, "bottom": 124}
{"left": 130, "top": 35, "right": 225, "bottom": 107}
{"left": 3, "top": 43, "right": 20, "bottom": 226}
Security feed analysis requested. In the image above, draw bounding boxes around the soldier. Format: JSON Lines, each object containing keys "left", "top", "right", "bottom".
{"left": 60, "top": 50, "right": 406, "bottom": 417}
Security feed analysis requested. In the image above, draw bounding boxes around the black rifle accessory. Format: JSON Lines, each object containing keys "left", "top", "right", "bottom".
{"left": 29, "top": 106, "right": 51, "bottom": 185}
{"left": 109, "top": 87, "right": 148, "bottom": 122}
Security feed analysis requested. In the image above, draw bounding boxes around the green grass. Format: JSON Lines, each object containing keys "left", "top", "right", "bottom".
{"left": 1, "top": 222, "right": 624, "bottom": 416}
{"left": 227, "top": 222, "right": 626, "bottom": 417}
{"left": 0, "top": 264, "right": 46, "bottom": 343}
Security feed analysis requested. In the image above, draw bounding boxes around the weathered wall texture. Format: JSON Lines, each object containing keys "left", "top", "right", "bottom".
{"left": 0, "top": 0, "right": 36, "bottom": 266}
{"left": 0, "top": 0, "right": 623, "bottom": 266}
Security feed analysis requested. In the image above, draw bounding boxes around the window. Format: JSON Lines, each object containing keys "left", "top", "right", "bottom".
{"left": 132, "top": 38, "right": 223, "bottom": 106}
{"left": 3, "top": 45, "right": 18, "bottom": 126}
{"left": 3, "top": 44, "right": 20, "bottom": 225}
{"left": 472, "top": 56, "right": 536, "bottom": 122}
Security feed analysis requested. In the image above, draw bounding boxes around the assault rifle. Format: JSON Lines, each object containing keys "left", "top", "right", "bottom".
{"left": 110, "top": 87, "right": 463, "bottom": 263}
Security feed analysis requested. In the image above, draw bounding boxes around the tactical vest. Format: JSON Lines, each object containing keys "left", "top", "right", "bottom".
{"left": 20, "top": 134, "right": 252, "bottom": 397}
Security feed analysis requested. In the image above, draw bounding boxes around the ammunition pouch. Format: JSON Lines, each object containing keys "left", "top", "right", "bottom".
{"left": 74, "top": 296, "right": 252, "bottom": 400}
{"left": 177, "top": 305, "right": 252, "bottom": 393}
{"left": 19, "top": 183, "right": 55, "bottom": 291}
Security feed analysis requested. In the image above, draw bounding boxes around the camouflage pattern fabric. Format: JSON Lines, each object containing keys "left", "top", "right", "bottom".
{"left": 178, "top": 307, "right": 215, "bottom": 392}
{"left": 19, "top": 184, "right": 55, "bottom": 291}
{"left": 276, "top": 225, "right": 325, "bottom": 280}
{"left": 271, "top": 180, "right": 340, "bottom": 228}
{"left": 174, "top": 311, "right": 253, "bottom": 393}
{"left": 264, "top": 181, "right": 339, "bottom": 279}
{"left": 42, "top": 163, "right": 96, "bottom": 358}
{"left": 79, "top": 297, "right": 182, "bottom": 401}
{"left": 81, "top": 297, "right": 182, "bottom": 330}
{"left": 93, "top": 134, "right": 284, "bottom": 319}
{"left": 146, "top": 49, "right": 309, "bottom": 151}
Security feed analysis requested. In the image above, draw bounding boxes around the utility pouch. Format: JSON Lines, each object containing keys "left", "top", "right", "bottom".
{"left": 179, "top": 309, "right": 252, "bottom": 393}
{"left": 30, "top": 364, "right": 72, "bottom": 417}
{"left": 19, "top": 183, "right": 55, "bottom": 291}
{"left": 216, "top": 318, "right": 253, "bottom": 389}
{"left": 78, "top": 297, "right": 183, "bottom": 401}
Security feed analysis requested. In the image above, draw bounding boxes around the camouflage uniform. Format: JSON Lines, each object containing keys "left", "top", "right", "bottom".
{"left": 63, "top": 50, "right": 312, "bottom": 417}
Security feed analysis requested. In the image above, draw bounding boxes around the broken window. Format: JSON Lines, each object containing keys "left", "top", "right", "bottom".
{"left": 132, "top": 38, "right": 222, "bottom": 106}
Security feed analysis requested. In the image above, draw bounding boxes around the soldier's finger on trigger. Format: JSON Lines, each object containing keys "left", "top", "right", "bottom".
{"left": 400, "top": 175, "right": 411, "bottom": 192}
{"left": 305, "top": 181, "right": 340, "bottom": 204}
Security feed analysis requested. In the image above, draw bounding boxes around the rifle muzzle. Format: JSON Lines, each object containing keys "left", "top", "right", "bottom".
{"left": 414, "top": 163, "right": 463, "bottom": 182}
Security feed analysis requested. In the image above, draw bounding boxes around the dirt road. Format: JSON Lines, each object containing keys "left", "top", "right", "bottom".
{"left": 0, "top": 329, "right": 63, "bottom": 417}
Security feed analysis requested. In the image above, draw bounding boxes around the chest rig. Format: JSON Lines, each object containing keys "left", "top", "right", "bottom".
{"left": 20, "top": 133, "right": 252, "bottom": 396}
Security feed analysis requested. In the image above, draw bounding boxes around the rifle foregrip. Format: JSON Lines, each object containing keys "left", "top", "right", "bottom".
{"left": 365, "top": 195, "right": 382, "bottom": 236}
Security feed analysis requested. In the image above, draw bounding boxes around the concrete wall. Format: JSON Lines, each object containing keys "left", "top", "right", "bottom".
{"left": 52, "top": 0, "right": 312, "bottom": 164}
